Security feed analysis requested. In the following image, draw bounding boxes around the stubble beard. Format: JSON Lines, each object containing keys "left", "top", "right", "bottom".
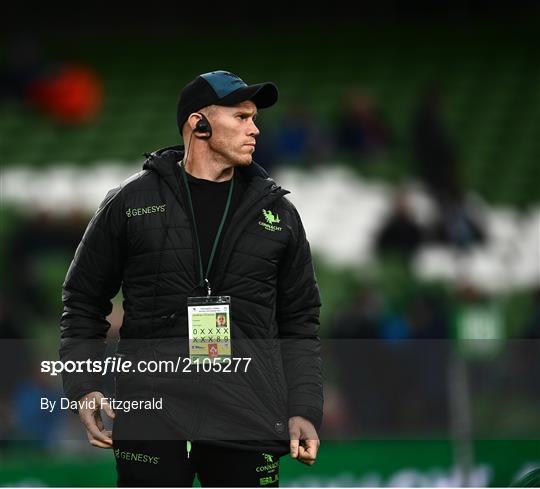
{"left": 213, "top": 143, "right": 253, "bottom": 168}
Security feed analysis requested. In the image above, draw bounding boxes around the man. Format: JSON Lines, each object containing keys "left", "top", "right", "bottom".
{"left": 59, "top": 70, "right": 323, "bottom": 487}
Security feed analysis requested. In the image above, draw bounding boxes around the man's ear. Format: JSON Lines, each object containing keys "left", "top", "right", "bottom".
{"left": 191, "top": 112, "right": 212, "bottom": 139}
{"left": 187, "top": 113, "right": 202, "bottom": 132}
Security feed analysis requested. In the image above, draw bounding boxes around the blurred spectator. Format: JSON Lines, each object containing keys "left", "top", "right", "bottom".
{"left": 0, "top": 34, "right": 46, "bottom": 102}
{"left": 1, "top": 34, "right": 103, "bottom": 124}
{"left": 329, "top": 286, "right": 449, "bottom": 434}
{"left": 334, "top": 88, "right": 393, "bottom": 161}
{"left": 329, "top": 286, "right": 386, "bottom": 433}
{"left": 12, "top": 369, "right": 64, "bottom": 449}
{"left": 428, "top": 193, "right": 486, "bottom": 249}
{"left": 378, "top": 291, "right": 448, "bottom": 340}
{"left": 375, "top": 190, "right": 425, "bottom": 258}
{"left": 412, "top": 83, "right": 485, "bottom": 249}
{"left": 273, "top": 101, "right": 330, "bottom": 166}
{"left": 412, "top": 83, "right": 460, "bottom": 204}
{"left": 412, "top": 84, "right": 487, "bottom": 249}
{"left": 405, "top": 291, "right": 449, "bottom": 339}
{"left": 6, "top": 212, "right": 87, "bottom": 324}
{"left": 331, "top": 285, "right": 384, "bottom": 339}
{"left": 0, "top": 292, "right": 33, "bottom": 447}
{"left": 26, "top": 64, "right": 103, "bottom": 124}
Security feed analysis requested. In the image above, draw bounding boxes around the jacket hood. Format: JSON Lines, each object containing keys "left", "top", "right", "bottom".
{"left": 142, "top": 144, "right": 272, "bottom": 182}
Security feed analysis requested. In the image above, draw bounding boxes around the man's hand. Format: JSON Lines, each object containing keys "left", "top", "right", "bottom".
{"left": 78, "top": 391, "right": 115, "bottom": 448}
{"left": 288, "top": 416, "right": 320, "bottom": 465}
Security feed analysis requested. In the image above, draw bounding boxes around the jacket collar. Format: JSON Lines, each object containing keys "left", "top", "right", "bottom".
{"left": 142, "top": 145, "right": 287, "bottom": 213}
{"left": 142, "top": 144, "right": 274, "bottom": 185}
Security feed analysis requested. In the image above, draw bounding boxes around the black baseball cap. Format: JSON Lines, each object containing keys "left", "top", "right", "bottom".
{"left": 176, "top": 70, "right": 278, "bottom": 133}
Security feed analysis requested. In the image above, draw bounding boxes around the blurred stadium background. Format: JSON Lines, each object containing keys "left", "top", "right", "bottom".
{"left": 1, "top": 4, "right": 539, "bottom": 487}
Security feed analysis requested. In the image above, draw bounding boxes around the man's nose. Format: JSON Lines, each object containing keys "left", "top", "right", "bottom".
{"left": 248, "top": 120, "right": 260, "bottom": 137}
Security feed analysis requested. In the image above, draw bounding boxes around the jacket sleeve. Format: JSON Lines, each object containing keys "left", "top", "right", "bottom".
{"left": 277, "top": 204, "right": 323, "bottom": 430}
{"left": 59, "top": 186, "right": 125, "bottom": 403}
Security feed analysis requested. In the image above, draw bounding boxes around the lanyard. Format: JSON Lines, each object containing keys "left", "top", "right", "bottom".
{"left": 180, "top": 163, "right": 234, "bottom": 295}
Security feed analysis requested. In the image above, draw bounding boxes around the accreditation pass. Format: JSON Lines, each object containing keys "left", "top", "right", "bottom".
{"left": 187, "top": 296, "right": 231, "bottom": 361}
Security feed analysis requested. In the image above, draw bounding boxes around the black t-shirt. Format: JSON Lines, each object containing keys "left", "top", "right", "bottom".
{"left": 186, "top": 170, "right": 247, "bottom": 279}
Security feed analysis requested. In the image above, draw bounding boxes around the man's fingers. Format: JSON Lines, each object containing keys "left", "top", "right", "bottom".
{"left": 89, "top": 425, "right": 112, "bottom": 445}
{"left": 101, "top": 399, "right": 116, "bottom": 419}
{"left": 289, "top": 426, "right": 301, "bottom": 459}
{"left": 298, "top": 445, "right": 314, "bottom": 465}
{"left": 289, "top": 427, "right": 301, "bottom": 440}
{"left": 87, "top": 433, "right": 113, "bottom": 449}
{"left": 304, "top": 439, "right": 319, "bottom": 460}
{"left": 76, "top": 392, "right": 113, "bottom": 449}
{"left": 298, "top": 444, "right": 316, "bottom": 465}
{"left": 81, "top": 410, "right": 112, "bottom": 446}
{"left": 95, "top": 413, "right": 104, "bottom": 432}
{"left": 289, "top": 417, "right": 319, "bottom": 464}
{"left": 289, "top": 438, "right": 300, "bottom": 459}
{"left": 85, "top": 426, "right": 113, "bottom": 448}
{"left": 297, "top": 439, "right": 319, "bottom": 465}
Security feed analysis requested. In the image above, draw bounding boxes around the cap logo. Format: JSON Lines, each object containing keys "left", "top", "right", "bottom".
{"left": 200, "top": 70, "right": 247, "bottom": 98}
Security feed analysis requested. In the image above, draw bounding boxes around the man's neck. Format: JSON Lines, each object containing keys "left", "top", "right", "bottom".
{"left": 183, "top": 155, "right": 234, "bottom": 182}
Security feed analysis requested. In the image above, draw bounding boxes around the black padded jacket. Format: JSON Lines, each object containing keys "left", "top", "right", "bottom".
{"left": 59, "top": 145, "right": 323, "bottom": 453}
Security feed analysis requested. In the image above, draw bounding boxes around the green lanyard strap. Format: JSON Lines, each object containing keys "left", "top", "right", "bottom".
{"left": 180, "top": 163, "right": 234, "bottom": 295}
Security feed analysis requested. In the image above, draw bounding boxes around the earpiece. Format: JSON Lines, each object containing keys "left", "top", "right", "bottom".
{"left": 183, "top": 113, "right": 211, "bottom": 168}
{"left": 194, "top": 113, "right": 212, "bottom": 139}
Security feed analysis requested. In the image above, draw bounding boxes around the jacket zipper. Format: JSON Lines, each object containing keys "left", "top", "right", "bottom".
{"left": 158, "top": 162, "right": 289, "bottom": 441}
